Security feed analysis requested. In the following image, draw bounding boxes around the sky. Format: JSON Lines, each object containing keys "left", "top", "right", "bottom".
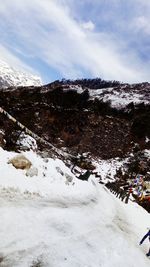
{"left": 0, "top": 0, "right": 150, "bottom": 84}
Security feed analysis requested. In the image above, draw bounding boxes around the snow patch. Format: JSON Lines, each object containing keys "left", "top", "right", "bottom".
{"left": 16, "top": 133, "right": 37, "bottom": 151}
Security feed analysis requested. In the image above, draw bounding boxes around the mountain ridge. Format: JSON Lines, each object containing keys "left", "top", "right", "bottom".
{"left": 0, "top": 59, "right": 42, "bottom": 88}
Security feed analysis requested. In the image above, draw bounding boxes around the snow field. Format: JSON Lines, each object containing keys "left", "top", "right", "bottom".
{"left": 0, "top": 148, "right": 149, "bottom": 267}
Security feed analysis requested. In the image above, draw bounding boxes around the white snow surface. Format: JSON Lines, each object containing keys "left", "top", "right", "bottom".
{"left": 0, "top": 148, "right": 149, "bottom": 267}
{"left": 0, "top": 60, "right": 42, "bottom": 88}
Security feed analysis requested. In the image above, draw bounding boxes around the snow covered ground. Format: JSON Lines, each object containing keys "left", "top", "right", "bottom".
{"left": 93, "top": 157, "right": 128, "bottom": 182}
{"left": 0, "top": 148, "right": 149, "bottom": 267}
{"left": 89, "top": 88, "right": 150, "bottom": 108}
{"left": 66, "top": 84, "right": 150, "bottom": 108}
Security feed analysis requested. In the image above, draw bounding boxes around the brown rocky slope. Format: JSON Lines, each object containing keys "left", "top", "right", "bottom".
{"left": 0, "top": 79, "right": 149, "bottom": 160}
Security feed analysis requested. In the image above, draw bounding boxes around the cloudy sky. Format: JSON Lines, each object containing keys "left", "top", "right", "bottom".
{"left": 0, "top": 0, "right": 150, "bottom": 83}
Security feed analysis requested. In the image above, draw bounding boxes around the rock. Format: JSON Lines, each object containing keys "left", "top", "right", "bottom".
{"left": 65, "top": 173, "right": 73, "bottom": 184}
{"left": 56, "top": 166, "right": 64, "bottom": 176}
{"left": 78, "top": 170, "right": 91, "bottom": 181}
{"left": 26, "top": 167, "right": 38, "bottom": 177}
{"left": 43, "top": 158, "right": 49, "bottom": 163}
{"left": 8, "top": 155, "right": 32, "bottom": 170}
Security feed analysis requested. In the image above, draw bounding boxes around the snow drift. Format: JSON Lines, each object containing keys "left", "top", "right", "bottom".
{"left": 0, "top": 148, "right": 149, "bottom": 267}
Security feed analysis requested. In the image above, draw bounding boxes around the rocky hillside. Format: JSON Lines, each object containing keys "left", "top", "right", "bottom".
{"left": 0, "top": 79, "right": 149, "bottom": 159}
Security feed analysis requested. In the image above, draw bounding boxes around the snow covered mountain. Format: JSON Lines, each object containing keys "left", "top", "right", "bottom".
{"left": 0, "top": 60, "right": 42, "bottom": 88}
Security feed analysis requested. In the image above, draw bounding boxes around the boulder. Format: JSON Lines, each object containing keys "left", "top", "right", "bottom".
{"left": 8, "top": 155, "right": 32, "bottom": 170}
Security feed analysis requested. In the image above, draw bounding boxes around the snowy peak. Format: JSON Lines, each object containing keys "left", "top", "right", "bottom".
{"left": 0, "top": 60, "right": 42, "bottom": 88}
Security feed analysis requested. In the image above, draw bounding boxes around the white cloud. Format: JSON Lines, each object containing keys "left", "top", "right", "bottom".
{"left": 0, "top": 0, "right": 149, "bottom": 82}
{"left": 131, "top": 0, "right": 150, "bottom": 35}
{"left": 133, "top": 16, "right": 150, "bottom": 35}
{"left": 81, "top": 21, "right": 95, "bottom": 31}
{"left": 0, "top": 45, "right": 33, "bottom": 72}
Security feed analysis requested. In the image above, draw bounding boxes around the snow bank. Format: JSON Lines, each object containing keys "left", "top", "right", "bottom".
{"left": 0, "top": 148, "right": 98, "bottom": 205}
{"left": 0, "top": 148, "right": 149, "bottom": 267}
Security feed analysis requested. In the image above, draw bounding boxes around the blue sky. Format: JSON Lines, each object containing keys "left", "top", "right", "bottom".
{"left": 0, "top": 0, "right": 150, "bottom": 83}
